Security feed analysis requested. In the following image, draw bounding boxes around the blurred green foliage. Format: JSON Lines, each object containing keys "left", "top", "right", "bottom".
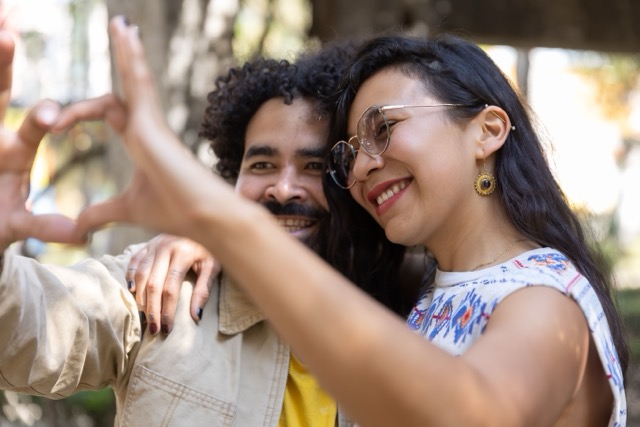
{"left": 617, "top": 288, "right": 640, "bottom": 357}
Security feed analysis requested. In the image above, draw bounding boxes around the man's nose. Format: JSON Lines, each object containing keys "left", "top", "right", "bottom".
{"left": 265, "top": 168, "right": 307, "bottom": 203}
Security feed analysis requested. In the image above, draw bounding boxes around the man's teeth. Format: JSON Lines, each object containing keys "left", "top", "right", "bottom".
{"left": 277, "top": 218, "right": 313, "bottom": 232}
{"left": 376, "top": 181, "right": 408, "bottom": 205}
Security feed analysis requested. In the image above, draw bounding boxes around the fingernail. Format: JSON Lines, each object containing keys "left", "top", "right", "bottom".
{"left": 197, "top": 307, "right": 203, "bottom": 321}
{"left": 127, "top": 280, "right": 133, "bottom": 290}
{"left": 149, "top": 323, "right": 158, "bottom": 335}
{"left": 161, "top": 324, "right": 170, "bottom": 335}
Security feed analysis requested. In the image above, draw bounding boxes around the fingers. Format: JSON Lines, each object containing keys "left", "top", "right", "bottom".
{"left": 52, "top": 95, "right": 127, "bottom": 135}
{"left": 11, "top": 101, "right": 61, "bottom": 161}
{"left": 190, "top": 258, "right": 218, "bottom": 323}
{"left": 159, "top": 266, "right": 186, "bottom": 334}
{"left": 127, "top": 235, "right": 194, "bottom": 336}
{"left": 127, "top": 244, "right": 148, "bottom": 293}
{"left": 0, "top": 101, "right": 60, "bottom": 170}
{"left": 134, "top": 246, "right": 170, "bottom": 336}
{"left": 151, "top": 249, "right": 193, "bottom": 334}
{"left": 0, "top": 30, "right": 15, "bottom": 122}
{"left": 76, "top": 197, "right": 128, "bottom": 238}
{"left": 109, "top": 17, "right": 134, "bottom": 100}
{"left": 126, "top": 244, "right": 154, "bottom": 333}
{"left": 10, "top": 212, "right": 87, "bottom": 245}
{"left": 109, "top": 16, "right": 157, "bottom": 110}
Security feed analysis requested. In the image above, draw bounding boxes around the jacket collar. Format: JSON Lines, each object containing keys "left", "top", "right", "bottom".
{"left": 218, "top": 273, "right": 267, "bottom": 335}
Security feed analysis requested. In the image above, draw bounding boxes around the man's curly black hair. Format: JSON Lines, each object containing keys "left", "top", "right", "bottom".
{"left": 200, "top": 40, "right": 357, "bottom": 184}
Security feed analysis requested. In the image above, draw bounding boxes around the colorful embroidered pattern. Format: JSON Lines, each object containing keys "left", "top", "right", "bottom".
{"left": 406, "top": 248, "right": 626, "bottom": 426}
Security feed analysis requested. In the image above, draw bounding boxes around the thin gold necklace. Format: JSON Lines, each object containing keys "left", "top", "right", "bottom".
{"left": 471, "top": 239, "right": 525, "bottom": 271}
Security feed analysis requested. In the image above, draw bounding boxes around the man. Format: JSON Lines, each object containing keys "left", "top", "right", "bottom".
{"left": 0, "top": 25, "right": 358, "bottom": 425}
{"left": 123, "top": 43, "right": 355, "bottom": 426}
{"left": 126, "top": 45, "right": 345, "bottom": 336}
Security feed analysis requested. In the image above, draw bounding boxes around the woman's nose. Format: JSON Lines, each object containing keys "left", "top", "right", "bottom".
{"left": 351, "top": 150, "right": 384, "bottom": 183}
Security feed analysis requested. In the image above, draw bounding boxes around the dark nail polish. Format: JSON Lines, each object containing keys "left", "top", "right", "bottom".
{"left": 149, "top": 323, "right": 158, "bottom": 335}
{"left": 122, "top": 16, "right": 130, "bottom": 26}
{"left": 197, "top": 307, "right": 203, "bottom": 321}
{"left": 161, "top": 324, "right": 170, "bottom": 335}
{"left": 127, "top": 280, "right": 133, "bottom": 290}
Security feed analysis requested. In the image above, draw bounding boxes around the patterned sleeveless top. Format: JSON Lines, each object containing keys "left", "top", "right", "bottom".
{"left": 406, "top": 248, "right": 626, "bottom": 426}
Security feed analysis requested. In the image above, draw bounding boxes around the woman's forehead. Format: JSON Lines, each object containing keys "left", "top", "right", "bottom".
{"left": 348, "top": 72, "right": 431, "bottom": 123}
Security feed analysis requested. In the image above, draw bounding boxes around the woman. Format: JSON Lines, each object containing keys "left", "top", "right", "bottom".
{"left": 323, "top": 33, "right": 628, "bottom": 426}
{"left": 57, "top": 17, "right": 627, "bottom": 426}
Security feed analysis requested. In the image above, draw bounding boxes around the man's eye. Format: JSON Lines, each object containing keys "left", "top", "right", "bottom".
{"left": 250, "top": 162, "right": 274, "bottom": 171}
{"left": 307, "top": 162, "right": 323, "bottom": 171}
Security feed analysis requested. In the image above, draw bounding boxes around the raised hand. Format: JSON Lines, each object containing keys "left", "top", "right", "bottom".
{"left": 0, "top": 30, "right": 85, "bottom": 252}
{"left": 128, "top": 234, "right": 219, "bottom": 335}
{"left": 53, "top": 16, "right": 236, "bottom": 242}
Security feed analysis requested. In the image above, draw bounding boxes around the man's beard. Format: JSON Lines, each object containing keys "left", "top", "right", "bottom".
{"left": 262, "top": 200, "right": 327, "bottom": 250}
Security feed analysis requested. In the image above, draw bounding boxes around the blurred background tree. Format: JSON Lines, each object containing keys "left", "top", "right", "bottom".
{"left": 1, "top": 0, "right": 639, "bottom": 425}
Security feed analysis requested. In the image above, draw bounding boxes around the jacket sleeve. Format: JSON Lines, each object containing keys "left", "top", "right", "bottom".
{"left": 0, "top": 247, "right": 141, "bottom": 398}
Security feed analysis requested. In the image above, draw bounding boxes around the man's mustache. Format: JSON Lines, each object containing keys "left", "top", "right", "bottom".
{"left": 262, "top": 200, "right": 326, "bottom": 220}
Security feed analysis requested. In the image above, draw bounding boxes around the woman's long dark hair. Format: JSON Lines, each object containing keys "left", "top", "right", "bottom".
{"left": 324, "top": 34, "right": 629, "bottom": 374}
{"left": 320, "top": 175, "right": 411, "bottom": 316}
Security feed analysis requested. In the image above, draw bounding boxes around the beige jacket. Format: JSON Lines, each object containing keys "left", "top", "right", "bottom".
{"left": 0, "top": 247, "right": 353, "bottom": 427}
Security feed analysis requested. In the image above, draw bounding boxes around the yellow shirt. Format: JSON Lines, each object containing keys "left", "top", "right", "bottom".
{"left": 278, "top": 355, "right": 337, "bottom": 427}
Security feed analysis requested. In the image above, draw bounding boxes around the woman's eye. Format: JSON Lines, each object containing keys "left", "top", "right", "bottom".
{"left": 375, "top": 121, "right": 389, "bottom": 138}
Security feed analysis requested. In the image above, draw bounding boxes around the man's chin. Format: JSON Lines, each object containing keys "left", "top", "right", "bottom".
{"left": 290, "top": 228, "right": 319, "bottom": 251}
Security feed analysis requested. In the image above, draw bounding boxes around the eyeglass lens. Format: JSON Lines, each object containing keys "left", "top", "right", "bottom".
{"left": 328, "top": 141, "right": 357, "bottom": 189}
{"left": 359, "top": 106, "right": 390, "bottom": 156}
{"left": 328, "top": 107, "right": 391, "bottom": 188}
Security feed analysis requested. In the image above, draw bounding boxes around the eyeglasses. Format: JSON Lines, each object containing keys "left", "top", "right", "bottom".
{"left": 328, "top": 104, "right": 464, "bottom": 189}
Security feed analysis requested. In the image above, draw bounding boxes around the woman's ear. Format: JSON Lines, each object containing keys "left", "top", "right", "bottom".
{"left": 474, "top": 105, "right": 513, "bottom": 159}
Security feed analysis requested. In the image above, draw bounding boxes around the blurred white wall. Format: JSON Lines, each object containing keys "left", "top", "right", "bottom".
{"left": 7, "top": 0, "right": 110, "bottom": 105}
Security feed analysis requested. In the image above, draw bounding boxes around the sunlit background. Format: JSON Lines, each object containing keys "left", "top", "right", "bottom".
{"left": 1, "top": 0, "right": 640, "bottom": 425}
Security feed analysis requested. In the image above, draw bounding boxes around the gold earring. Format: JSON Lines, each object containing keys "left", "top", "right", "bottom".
{"left": 474, "top": 160, "right": 496, "bottom": 196}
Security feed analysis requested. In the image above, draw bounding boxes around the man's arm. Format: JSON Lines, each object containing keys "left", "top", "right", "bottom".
{"left": 0, "top": 249, "right": 141, "bottom": 397}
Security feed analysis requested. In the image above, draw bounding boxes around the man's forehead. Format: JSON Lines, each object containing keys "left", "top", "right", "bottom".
{"left": 242, "top": 97, "right": 329, "bottom": 159}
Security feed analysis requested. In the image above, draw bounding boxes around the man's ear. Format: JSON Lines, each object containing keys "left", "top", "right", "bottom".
{"left": 474, "top": 105, "right": 513, "bottom": 159}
